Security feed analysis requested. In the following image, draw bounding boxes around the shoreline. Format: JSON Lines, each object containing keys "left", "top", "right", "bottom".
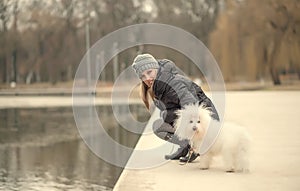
{"left": 0, "top": 81, "right": 300, "bottom": 97}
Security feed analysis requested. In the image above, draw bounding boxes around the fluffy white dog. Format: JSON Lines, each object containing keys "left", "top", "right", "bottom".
{"left": 175, "top": 103, "right": 250, "bottom": 173}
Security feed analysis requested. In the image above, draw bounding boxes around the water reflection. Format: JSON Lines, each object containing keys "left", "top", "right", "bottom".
{"left": 0, "top": 105, "right": 149, "bottom": 191}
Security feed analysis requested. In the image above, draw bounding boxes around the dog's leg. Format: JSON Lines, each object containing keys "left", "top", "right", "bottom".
{"left": 235, "top": 148, "right": 250, "bottom": 173}
{"left": 222, "top": 151, "right": 235, "bottom": 172}
{"left": 234, "top": 133, "right": 251, "bottom": 173}
{"left": 199, "top": 153, "right": 212, "bottom": 170}
{"left": 191, "top": 140, "right": 201, "bottom": 153}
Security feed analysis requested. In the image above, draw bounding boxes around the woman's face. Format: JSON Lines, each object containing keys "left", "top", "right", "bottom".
{"left": 141, "top": 69, "right": 158, "bottom": 87}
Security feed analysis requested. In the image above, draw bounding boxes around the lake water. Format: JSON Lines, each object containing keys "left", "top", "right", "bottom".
{"left": 0, "top": 105, "right": 149, "bottom": 191}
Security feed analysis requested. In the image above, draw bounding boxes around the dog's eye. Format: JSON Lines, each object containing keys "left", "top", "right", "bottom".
{"left": 197, "top": 120, "right": 200, "bottom": 123}
{"left": 189, "top": 120, "right": 193, "bottom": 123}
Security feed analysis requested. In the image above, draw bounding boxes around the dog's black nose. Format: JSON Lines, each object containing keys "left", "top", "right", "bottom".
{"left": 192, "top": 126, "right": 197, "bottom": 131}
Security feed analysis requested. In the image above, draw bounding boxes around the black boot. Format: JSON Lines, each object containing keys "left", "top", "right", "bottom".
{"left": 152, "top": 120, "right": 189, "bottom": 160}
{"left": 165, "top": 144, "right": 190, "bottom": 160}
{"left": 179, "top": 152, "right": 200, "bottom": 163}
{"left": 164, "top": 133, "right": 190, "bottom": 160}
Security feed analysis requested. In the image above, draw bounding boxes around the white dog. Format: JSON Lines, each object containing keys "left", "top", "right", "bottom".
{"left": 175, "top": 103, "right": 250, "bottom": 173}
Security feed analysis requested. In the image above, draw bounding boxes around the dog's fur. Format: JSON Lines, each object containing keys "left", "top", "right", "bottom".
{"left": 174, "top": 103, "right": 250, "bottom": 173}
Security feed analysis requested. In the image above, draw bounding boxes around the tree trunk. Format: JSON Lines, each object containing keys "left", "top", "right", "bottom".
{"left": 267, "top": 35, "right": 282, "bottom": 85}
{"left": 12, "top": 49, "right": 17, "bottom": 82}
{"left": 270, "top": 67, "right": 281, "bottom": 85}
{"left": 1, "top": 57, "right": 6, "bottom": 83}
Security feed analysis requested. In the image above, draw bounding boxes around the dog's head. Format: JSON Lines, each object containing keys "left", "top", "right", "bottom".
{"left": 174, "top": 103, "right": 211, "bottom": 141}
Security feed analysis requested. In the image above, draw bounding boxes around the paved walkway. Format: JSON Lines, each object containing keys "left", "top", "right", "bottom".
{"left": 113, "top": 91, "right": 300, "bottom": 191}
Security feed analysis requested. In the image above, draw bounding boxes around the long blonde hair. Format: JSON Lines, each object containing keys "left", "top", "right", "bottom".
{"left": 140, "top": 81, "right": 155, "bottom": 110}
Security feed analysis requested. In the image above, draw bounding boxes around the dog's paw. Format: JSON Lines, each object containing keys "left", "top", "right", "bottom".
{"left": 235, "top": 168, "right": 250, "bottom": 173}
{"left": 199, "top": 164, "right": 209, "bottom": 170}
{"left": 200, "top": 167, "right": 209, "bottom": 170}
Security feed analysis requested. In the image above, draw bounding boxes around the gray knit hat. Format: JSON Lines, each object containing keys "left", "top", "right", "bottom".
{"left": 132, "top": 53, "right": 159, "bottom": 78}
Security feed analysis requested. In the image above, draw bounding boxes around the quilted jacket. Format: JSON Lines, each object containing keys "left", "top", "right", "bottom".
{"left": 152, "top": 59, "right": 219, "bottom": 125}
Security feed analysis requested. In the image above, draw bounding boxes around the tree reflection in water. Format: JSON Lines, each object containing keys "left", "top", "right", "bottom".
{"left": 0, "top": 105, "right": 149, "bottom": 191}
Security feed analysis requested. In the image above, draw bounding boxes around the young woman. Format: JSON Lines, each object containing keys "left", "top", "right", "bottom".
{"left": 132, "top": 53, "right": 219, "bottom": 162}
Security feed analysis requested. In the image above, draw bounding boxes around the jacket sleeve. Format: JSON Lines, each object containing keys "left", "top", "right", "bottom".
{"left": 192, "top": 82, "right": 220, "bottom": 121}
{"left": 167, "top": 79, "right": 198, "bottom": 107}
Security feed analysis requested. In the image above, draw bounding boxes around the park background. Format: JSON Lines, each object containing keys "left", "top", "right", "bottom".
{"left": 0, "top": 0, "right": 300, "bottom": 191}
{"left": 1, "top": 0, "right": 299, "bottom": 89}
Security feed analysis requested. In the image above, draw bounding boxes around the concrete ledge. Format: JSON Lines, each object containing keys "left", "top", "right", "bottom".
{"left": 113, "top": 91, "right": 300, "bottom": 191}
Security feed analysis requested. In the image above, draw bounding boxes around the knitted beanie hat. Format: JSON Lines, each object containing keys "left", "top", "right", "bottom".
{"left": 132, "top": 53, "right": 159, "bottom": 78}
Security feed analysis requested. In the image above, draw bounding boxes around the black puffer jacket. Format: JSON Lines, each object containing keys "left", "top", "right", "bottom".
{"left": 152, "top": 59, "right": 219, "bottom": 125}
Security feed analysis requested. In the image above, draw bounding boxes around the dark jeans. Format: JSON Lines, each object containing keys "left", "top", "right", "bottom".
{"left": 152, "top": 118, "right": 189, "bottom": 147}
{"left": 152, "top": 118, "right": 190, "bottom": 159}
{"left": 152, "top": 118, "right": 175, "bottom": 141}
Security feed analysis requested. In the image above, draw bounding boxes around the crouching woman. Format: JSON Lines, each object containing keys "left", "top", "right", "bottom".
{"left": 132, "top": 53, "right": 219, "bottom": 162}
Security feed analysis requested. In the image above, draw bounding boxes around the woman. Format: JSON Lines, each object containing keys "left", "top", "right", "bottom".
{"left": 132, "top": 53, "right": 219, "bottom": 162}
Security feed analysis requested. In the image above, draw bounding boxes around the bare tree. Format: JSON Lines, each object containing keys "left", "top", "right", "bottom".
{"left": 0, "top": 0, "right": 11, "bottom": 83}
{"left": 209, "top": 0, "right": 300, "bottom": 84}
{"left": 264, "top": 0, "right": 300, "bottom": 84}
